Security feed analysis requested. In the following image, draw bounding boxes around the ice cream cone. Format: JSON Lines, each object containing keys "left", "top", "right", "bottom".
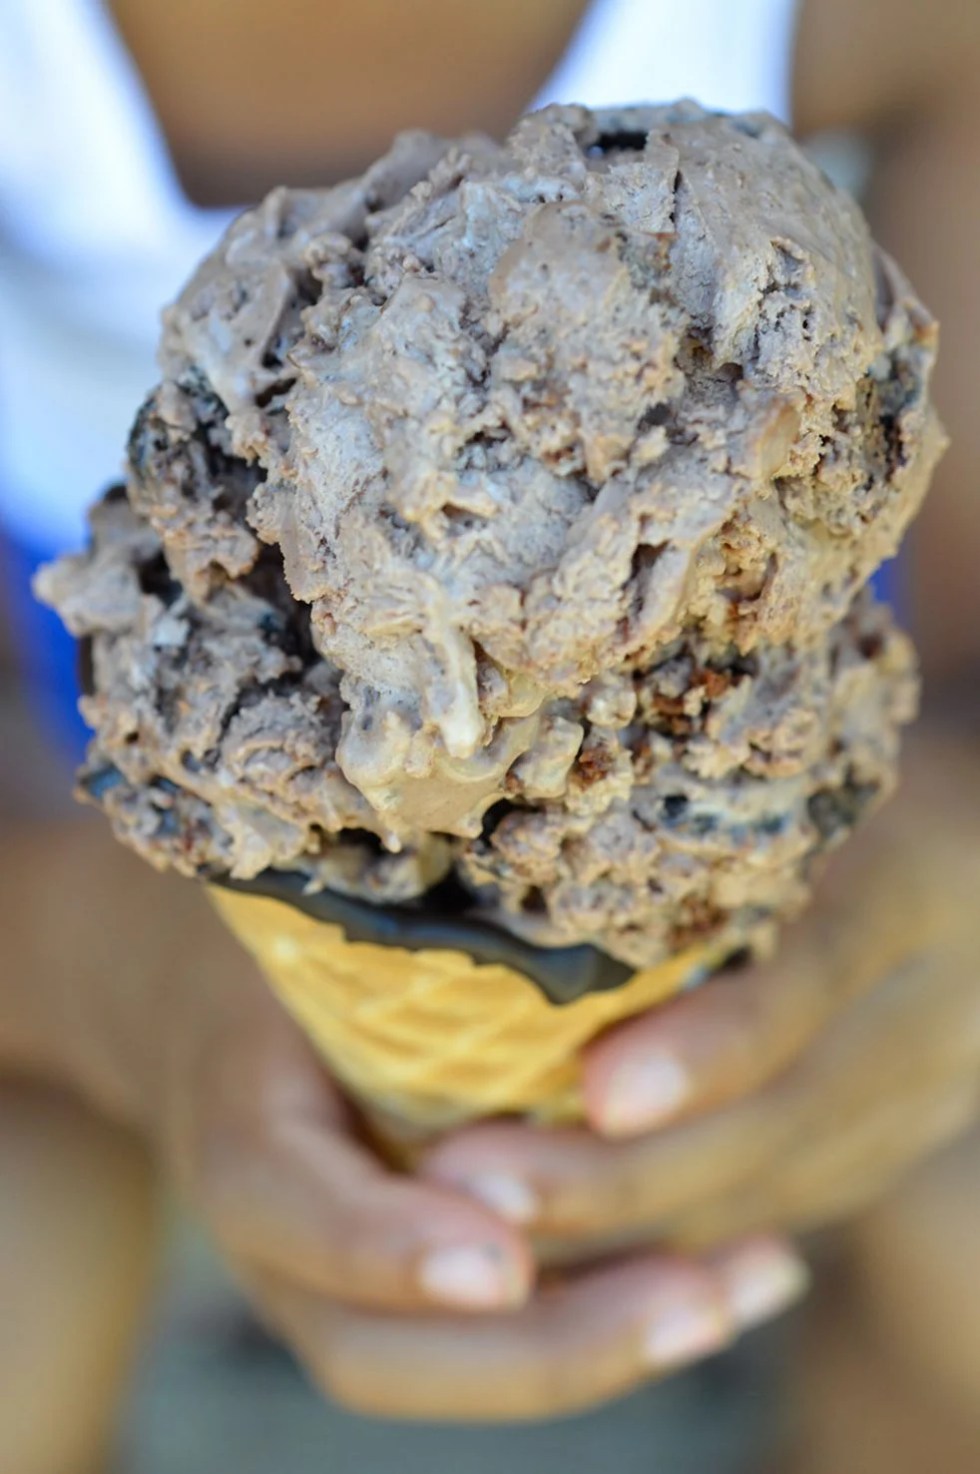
{"left": 210, "top": 887, "right": 717, "bottom": 1147}
{"left": 40, "top": 110, "right": 939, "bottom": 1174}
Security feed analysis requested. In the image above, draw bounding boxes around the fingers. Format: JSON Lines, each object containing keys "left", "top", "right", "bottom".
{"left": 424, "top": 1036, "right": 980, "bottom": 1255}
{"left": 581, "top": 949, "right": 832, "bottom": 1138}
{"left": 244, "top": 1238, "right": 807, "bottom": 1422}
{"left": 579, "top": 823, "right": 954, "bottom": 1143}
{"left": 670, "top": 1079, "right": 980, "bottom": 1249}
{"left": 176, "top": 996, "right": 533, "bottom": 1314}
{"left": 709, "top": 1236, "right": 811, "bottom": 1332}
{"left": 423, "top": 1096, "right": 789, "bottom": 1245}
{"left": 206, "top": 1111, "right": 535, "bottom": 1312}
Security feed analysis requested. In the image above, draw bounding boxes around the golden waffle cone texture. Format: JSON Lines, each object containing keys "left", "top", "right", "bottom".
{"left": 211, "top": 888, "right": 716, "bottom": 1133}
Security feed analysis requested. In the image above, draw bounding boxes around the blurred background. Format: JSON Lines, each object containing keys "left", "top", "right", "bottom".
{"left": 2, "top": 2, "right": 979, "bottom": 1471}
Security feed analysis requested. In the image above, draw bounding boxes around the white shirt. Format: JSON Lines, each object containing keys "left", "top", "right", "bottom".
{"left": 0, "top": 0, "right": 798, "bottom": 550}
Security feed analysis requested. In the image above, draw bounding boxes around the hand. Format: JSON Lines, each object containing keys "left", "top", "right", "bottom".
{"left": 424, "top": 730, "right": 980, "bottom": 1255}
{"left": 154, "top": 935, "right": 808, "bottom": 1420}
{"left": 0, "top": 817, "right": 807, "bottom": 1422}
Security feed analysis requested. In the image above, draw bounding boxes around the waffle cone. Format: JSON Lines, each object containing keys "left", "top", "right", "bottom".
{"left": 211, "top": 887, "right": 716, "bottom": 1143}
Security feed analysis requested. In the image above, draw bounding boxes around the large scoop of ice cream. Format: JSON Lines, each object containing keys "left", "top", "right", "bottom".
{"left": 39, "top": 102, "right": 943, "bottom": 969}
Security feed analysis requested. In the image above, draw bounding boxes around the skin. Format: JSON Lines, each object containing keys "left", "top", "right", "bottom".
{"left": 848, "top": 1128, "right": 980, "bottom": 1421}
{"left": 0, "top": 1080, "right": 157, "bottom": 1474}
{"left": 1, "top": 0, "right": 979, "bottom": 1457}
{"left": 109, "top": 0, "right": 588, "bottom": 204}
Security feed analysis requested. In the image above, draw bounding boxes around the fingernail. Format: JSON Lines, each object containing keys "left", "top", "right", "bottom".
{"left": 644, "top": 1301, "right": 729, "bottom": 1369}
{"left": 721, "top": 1243, "right": 811, "bottom": 1331}
{"left": 601, "top": 1053, "right": 690, "bottom": 1135}
{"left": 456, "top": 1173, "right": 538, "bottom": 1225}
{"left": 419, "top": 1244, "right": 526, "bottom": 1310}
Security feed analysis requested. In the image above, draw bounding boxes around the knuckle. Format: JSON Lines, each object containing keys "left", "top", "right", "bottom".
{"left": 542, "top": 1191, "right": 607, "bottom": 1237}
{"left": 168, "top": 1042, "right": 268, "bottom": 1193}
{"left": 316, "top": 1236, "right": 375, "bottom": 1302}
{"left": 525, "top": 1360, "right": 579, "bottom": 1418}
{"left": 520, "top": 1331, "right": 636, "bottom": 1418}
{"left": 690, "top": 977, "right": 777, "bottom": 1087}
{"left": 186, "top": 1113, "right": 256, "bottom": 1237}
{"left": 544, "top": 1162, "right": 648, "bottom": 1236}
{"left": 177, "top": 1098, "right": 232, "bottom": 1190}
{"left": 720, "top": 977, "right": 821, "bottom": 1090}
{"left": 484, "top": 1326, "right": 577, "bottom": 1419}
{"left": 310, "top": 1333, "right": 396, "bottom": 1419}
{"left": 720, "top": 990, "right": 771, "bottom": 1073}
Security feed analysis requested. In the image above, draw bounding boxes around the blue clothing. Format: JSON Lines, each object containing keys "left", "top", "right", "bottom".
{"left": 1, "top": 528, "right": 90, "bottom": 761}
{"left": 873, "top": 555, "right": 904, "bottom": 613}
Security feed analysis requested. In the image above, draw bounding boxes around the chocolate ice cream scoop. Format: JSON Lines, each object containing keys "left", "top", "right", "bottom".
{"left": 37, "top": 101, "right": 943, "bottom": 978}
